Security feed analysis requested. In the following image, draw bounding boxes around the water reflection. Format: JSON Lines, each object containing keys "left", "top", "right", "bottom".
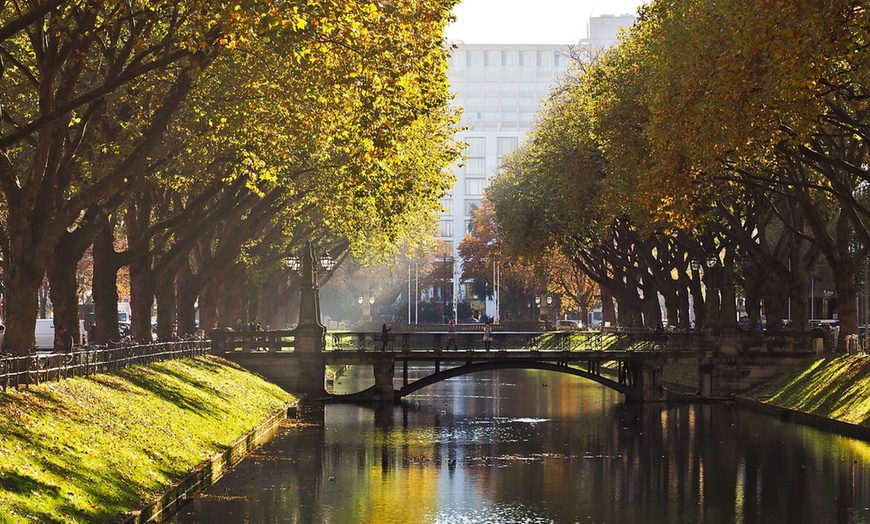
{"left": 170, "top": 369, "right": 870, "bottom": 523}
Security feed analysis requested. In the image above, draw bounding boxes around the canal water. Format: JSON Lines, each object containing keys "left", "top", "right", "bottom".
{"left": 170, "top": 367, "right": 870, "bottom": 523}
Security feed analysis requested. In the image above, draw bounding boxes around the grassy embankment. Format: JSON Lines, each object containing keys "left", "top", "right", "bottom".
{"left": 0, "top": 355, "right": 295, "bottom": 523}
{"left": 656, "top": 354, "right": 870, "bottom": 426}
{"left": 750, "top": 354, "right": 870, "bottom": 425}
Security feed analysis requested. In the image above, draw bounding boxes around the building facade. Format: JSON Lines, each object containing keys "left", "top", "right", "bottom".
{"left": 440, "top": 15, "right": 637, "bottom": 322}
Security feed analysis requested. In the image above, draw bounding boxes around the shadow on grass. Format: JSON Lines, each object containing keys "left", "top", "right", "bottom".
{"left": 763, "top": 356, "right": 870, "bottom": 425}
{"left": 116, "top": 366, "right": 230, "bottom": 419}
{"left": 0, "top": 471, "right": 49, "bottom": 495}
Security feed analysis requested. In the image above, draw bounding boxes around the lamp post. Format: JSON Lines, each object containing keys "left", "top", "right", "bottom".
{"left": 690, "top": 259, "right": 706, "bottom": 331}
{"left": 358, "top": 292, "right": 375, "bottom": 323}
{"left": 537, "top": 295, "right": 552, "bottom": 325}
{"left": 285, "top": 242, "right": 335, "bottom": 328}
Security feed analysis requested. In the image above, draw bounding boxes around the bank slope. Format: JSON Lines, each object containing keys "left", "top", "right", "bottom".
{"left": 0, "top": 355, "right": 295, "bottom": 523}
{"left": 750, "top": 354, "right": 870, "bottom": 426}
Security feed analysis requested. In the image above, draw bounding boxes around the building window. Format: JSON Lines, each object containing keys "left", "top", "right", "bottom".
{"left": 466, "top": 178, "right": 487, "bottom": 195}
{"left": 465, "top": 199, "right": 482, "bottom": 216}
{"left": 465, "top": 219, "right": 474, "bottom": 233}
{"left": 438, "top": 240, "right": 454, "bottom": 258}
{"left": 467, "top": 51, "right": 483, "bottom": 67}
{"left": 537, "top": 51, "right": 553, "bottom": 68}
{"left": 440, "top": 198, "right": 452, "bottom": 214}
{"left": 520, "top": 50, "right": 535, "bottom": 68}
{"left": 465, "top": 137, "right": 485, "bottom": 156}
{"left": 497, "top": 137, "right": 518, "bottom": 158}
{"left": 484, "top": 51, "right": 499, "bottom": 69}
{"left": 501, "top": 51, "right": 517, "bottom": 68}
{"left": 437, "top": 220, "right": 454, "bottom": 237}
{"left": 519, "top": 82, "right": 536, "bottom": 92}
{"left": 466, "top": 158, "right": 486, "bottom": 176}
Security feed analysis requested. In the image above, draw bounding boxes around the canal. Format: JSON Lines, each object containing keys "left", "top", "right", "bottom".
{"left": 169, "top": 367, "right": 870, "bottom": 523}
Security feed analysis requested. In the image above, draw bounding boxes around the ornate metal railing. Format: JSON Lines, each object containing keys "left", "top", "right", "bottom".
{"left": 327, "top": 330, "right": 705, "bottom": 353}
{"left": 210, "top": 329, "right": 297, "bottom": 353}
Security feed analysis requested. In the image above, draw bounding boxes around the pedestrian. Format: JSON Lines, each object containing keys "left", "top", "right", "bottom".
{"left": 381, "top": 323, "right": 391, "bottom": 351}
{"left": 54, "top": 324, "right": 74, "bottom": 353}
{"left": 445, "top": 320, "right": 458, "bottom": 351}
{"left": 483, "top": 321, "right": 493, "bottom": 351}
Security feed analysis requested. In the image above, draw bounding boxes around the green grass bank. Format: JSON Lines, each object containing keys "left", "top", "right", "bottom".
{"left": 0, "top": 355, "right": 295, "bottom": 524}
{"left": 748, "top": 354, "right": 870, "bottom": 426}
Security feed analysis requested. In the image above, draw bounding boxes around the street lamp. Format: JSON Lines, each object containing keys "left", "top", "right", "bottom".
{"left": 536, "top": 295, "right": 552, "bottom": 325}
{"left": 285, "top": 255, "right": 301, "bottom": 272}
{"left": 358, "top": 291, "right": 375, "bottom": 323}
{"left": 319, "top": 253, "right": 335, "bottom": 272}
{"left": 286, "top": 250, "right": 334, "bottom": 275}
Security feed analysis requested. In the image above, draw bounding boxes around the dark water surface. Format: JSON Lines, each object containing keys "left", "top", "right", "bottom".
{"left": 169, "top": 367, "right": 870, "bottom": 523}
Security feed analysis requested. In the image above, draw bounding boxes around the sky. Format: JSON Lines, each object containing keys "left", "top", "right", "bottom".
{"left": 443, "top": 0, "right": 648, "bottom": 44}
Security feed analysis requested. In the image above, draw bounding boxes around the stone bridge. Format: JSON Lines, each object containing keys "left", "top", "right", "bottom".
{"left": 210, "top": 242, "right": 816, "bottom": 403}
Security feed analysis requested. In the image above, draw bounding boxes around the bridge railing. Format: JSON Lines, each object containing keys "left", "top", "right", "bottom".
{"left": 327, "top": 330, "right": 705, "bottom": 352}
{"left": 210, "top": 329, "right": 297, "bottom": 353}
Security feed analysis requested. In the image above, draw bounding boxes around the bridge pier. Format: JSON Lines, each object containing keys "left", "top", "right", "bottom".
{"left": 371, "top": 356, "right": 397, "bottom": 402}
{"left": 638, "top": 359, "right": 665, "bottom": 402}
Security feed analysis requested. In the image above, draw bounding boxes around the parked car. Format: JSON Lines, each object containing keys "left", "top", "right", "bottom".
{"left": 555, "top": 320, "right": 581, "bottom": 331}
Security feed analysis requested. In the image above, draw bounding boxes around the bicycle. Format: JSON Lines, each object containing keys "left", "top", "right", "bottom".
{"left": 0, "top": 350, "right": 13, "bottom": 391}
{"left": 28, "top": 350, "right": 48, "bottom": 386}
{"left": 57, "top": 349, "right": 77, "bottom": 380}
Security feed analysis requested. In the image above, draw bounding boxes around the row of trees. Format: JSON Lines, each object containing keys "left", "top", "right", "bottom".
{"left": 484, "top": 0, "right": 870, "bottom": 342}
{"left": 0, "top": 1, "right": 462, "bottom": 355}
{"left": 459, "top": 200, "right": 596, "bottom": 323}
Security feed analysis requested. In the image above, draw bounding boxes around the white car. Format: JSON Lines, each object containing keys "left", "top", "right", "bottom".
{"left": 555, "top": 320, "right": 581, "bottom": 331}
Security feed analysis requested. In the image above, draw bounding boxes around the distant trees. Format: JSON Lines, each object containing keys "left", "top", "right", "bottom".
{"left": 0, "top": 1, "right": 460, "bottom": 354}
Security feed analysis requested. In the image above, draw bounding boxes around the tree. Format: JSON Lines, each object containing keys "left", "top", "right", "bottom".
{"left": 0, "top": 1, "right": 460, "bottom": 351}
{"left": 459, "top": 199, "right": 550, "bottom": 322}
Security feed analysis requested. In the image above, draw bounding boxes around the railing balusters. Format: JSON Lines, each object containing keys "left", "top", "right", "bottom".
{"left": 0, "top": 338, "right": 210, "bottom": 388}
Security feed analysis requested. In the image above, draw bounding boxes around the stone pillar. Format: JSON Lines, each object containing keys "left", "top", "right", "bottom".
{"left": 294, "top": 241, "right": 326, "bottom": 397}
{"left": 639, "top": 358, "right": 665, "bottom": 401}
{"left": 371, "top": 356, "right": 396, "bottom": 402}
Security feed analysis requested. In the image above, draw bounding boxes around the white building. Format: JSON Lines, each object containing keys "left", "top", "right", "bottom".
{"left": 580, "top": 14, "right": 637, "bottom": 50}
{"left": 440, "top": 15, "right": 637, "bottom": 322}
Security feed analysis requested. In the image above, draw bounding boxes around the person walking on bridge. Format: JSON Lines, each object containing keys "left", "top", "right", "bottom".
{"left": 445, "top": 320, "right": 458, "bottom": 351}
{"left": 483, "top": 321, "right": 493, "bottom": 351}
{"left": 381, "top": 323, "right": 391, "bottom": 351}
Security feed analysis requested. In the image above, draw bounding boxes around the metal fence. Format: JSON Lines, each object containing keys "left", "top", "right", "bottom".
{"left": 0, "top": 338, "right": 210, "bottom": 391}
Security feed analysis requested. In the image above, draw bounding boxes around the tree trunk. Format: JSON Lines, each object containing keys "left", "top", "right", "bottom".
{"left": 176, "top": 262, "right": 198, "bottom": 335}
{"left": 601, "top": 290, "right": 617, "bottom": 327}
{"left": 834, "top": 262, "right": 858, "bottom": 348}
{"left": 154, "top": 269, "right": 177, "bottom": 341}
{"left": 92, "top": 220, "right": 121, "bottom": 344}
{"left": 2, "top": 266, "right": 44, "bottom": 355}
{"left": 47, "top": 254, "right": 82, "bottom": 345}
{"left": 199, "top": 279, "right": 220, "bottom": 331}
{"left": 128, "top": 253, "right": 154, "bottom": 343}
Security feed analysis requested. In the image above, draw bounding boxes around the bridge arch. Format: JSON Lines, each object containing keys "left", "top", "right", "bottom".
{"left": 395, "top": 361, "right": 638, "bottom": 400}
